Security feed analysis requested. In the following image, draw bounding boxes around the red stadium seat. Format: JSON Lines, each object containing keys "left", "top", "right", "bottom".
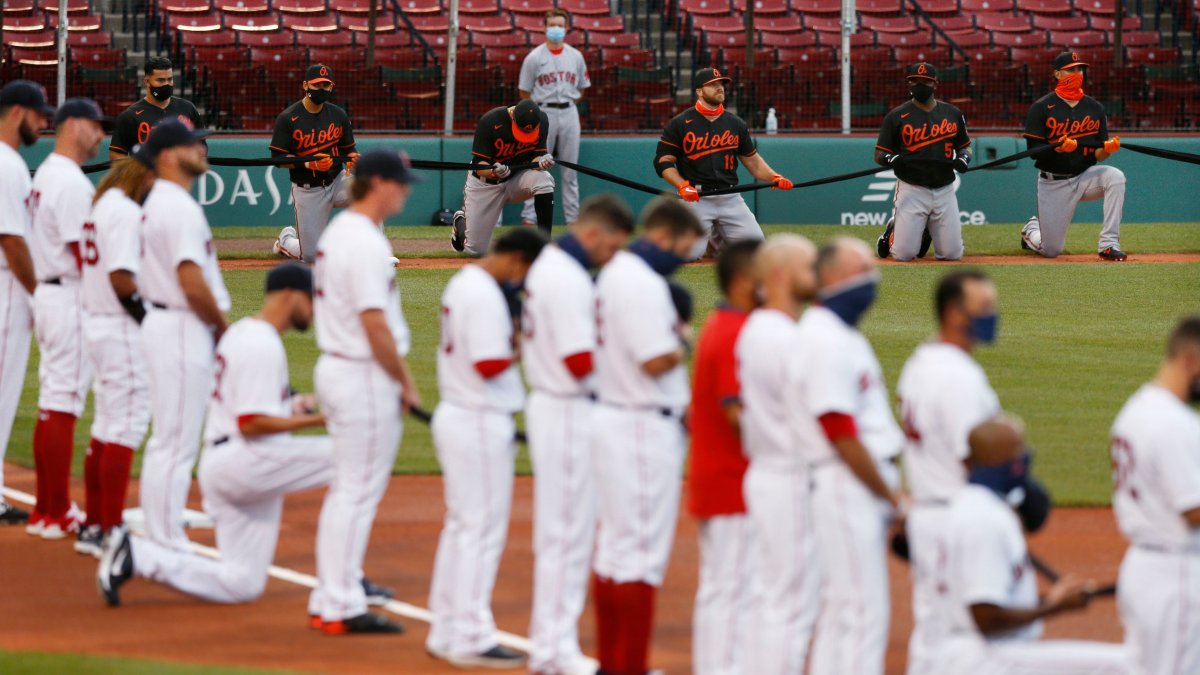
{"left": 11, "top": 46, "right": 57, "bottom": 64}
{"left": 875, "top": 30, "right": 933, "bottom": 47}
{"left": 37, "top": 0, "right": 89, "bottom": 13}
{"left": 759, "top": 30, "right": 819, "bottom": 48}
{"left": 805, "top": 16, "right": 846, "bottom": 34}
{"left": 227, "top": 14, "right": 280, "bottom": 30}
{"left": 409, "top": 14, "right": 449, "bottom": 32}
{"left": 70, "top": 45, "right": 125, "bottom": 67}
{"left": 602, "top": 47, "right": 654, "bottom": 67}
{"left": 576, "top": 14, "right": 623, "bottom": 32}
{"left": 180, "top": 27, "right": 238, "bottom": 46}
{"left": 68, "top": 29, "right": 112, "bottom": 46}
{"left": 892, "top": 44, "right": 952, "bottom": 63}
{"left": 169, "top": 12, "right": 224, "bottom": 32}
{"left": 2, "top": 14, "right": 46, "bottom": 31}
{"left": 1088, "top": 15, "right": 1140, "bottom": 31}
{"left": 329, "top": 0, "right": 384, "bottom": 14}
{"left": 339, "top": 12, "right": 398, "bottom": 30}
{"left": 1008, "top": 46, "right": 1054, "bottom": 68}
{"left": 991, "top": 30, "right": 1048, "bottom": 48}
{"left": 468, "top": 30, "right": 528, "bottom": 46}
{"left": 483, "top": 46, "right": 525, "bottom": 78}
{"left": 959, "top": 0, "right": 1013, "bottom": 11}
{"left": 308, "top": 45, "right": 365, "bottom": 67}
{"left": 976, "top": 14, "right": 1033, "bottom": 33}
{"left": 588, "top": 31, "right": 639, "bottom": 47}
{"left": 617, "top": 65, "right": 672, "bottom": 96}
{"left": 691, "top": 15, "right": 744, "bottom": 33}
{"left": 372, "top": 47, "right": 429, "bottom": 67}
{"left": 1050, "top": 30, "right": 1106, "bottom": 48}
{"left": 849, "top": 44, "right": 894, "bottom": 66}
{"left": 283, "top": 14, "right": 339, "bottom": 31}
{"left": 719, "top": 46, "right": 776, "bottom": 68}
{"left": 844, "top": 31, "right": 878, "bottom": 47}
{"left": 754, "top": 14, "right": 802, "bottom": 34}
{"left": 961, "top": 44, "right": 1010, "bottom": 63}
{"left": 510, "top": 12, "right": 544, "bottom": 30}
{"left": 5, "top": 30, "right": 55, "bottom": 47}
{"left": 355, "top": 31, "right": 409, "bottom": 48}
{"left": 946, "top": 29, "right": 991, "bottom": 48}
{"left": 789, "top": 0, "right": 841, "bottom": 14}
{"left": 1031, "top": 15, "right": 1088, "bottom": 31}
{"left": 276, "top": 0, "right": 329, "bottom": 15}
{"left": 249, "top": 44, "right": 306, "bottom": 65}
{"left": 1016, "top": 0, "right": 1073, "bottom": 15}
{"left": 189, "top": 44, "right": 250, "bottom": 67}
{"left": 3, "top": 0, "right": 37, "bottom": 14}
{"left": 160, "top": 0, "right": 214, "bottom": 14}
{"left": 730, "top": 0, "right": 789, "bottom": 16}
{"left": 1126, "top": 45, "right": 1180, "bottom": 64}
{"left": 971, "top": 62, "right": 1028, "bottom": 97}
{"left": 677, "top": 0, "right": 732, "bottom": 14}
{"left": 461, "top": 14, "right": 515, "bottom": 32}
{"left": 1116, "top": 31, "right": 1161, "bottom": 47}
{"left": 241, "top": 30, "right": 296, "bottom": 46}
{"left": 860, "top": 15, "right": 919, "bottom": 33}
{"left": 915, "top": 0, "right": 961, "bottom": 16}
{"left": 216, "top": 0, "right": 272, "bottom": 14}
{"left": 296, "top": 27, "right": 353, "bottom": 44}
{"left": 857, "top": 0, "right": 904, "bottom": 16}
{"left": 457, "top": 0, "right": 500, "bottom": 14}
{"left": 704, "top": 30, "right": 750, "bottom": 48}
{"left": 1074, "top": 0, "right": 1116, "bottom": 15}
{"left": 557, "top": 0, "right": 610, "bottom": 15}
{"left": 933, "top": 16, "right": 976, "bottom": 34}
{"left": 393, "top": 0, "right": 441, "bottom": 12}
{"left": 501, "top": 0, "right": 553, "bottom": 14}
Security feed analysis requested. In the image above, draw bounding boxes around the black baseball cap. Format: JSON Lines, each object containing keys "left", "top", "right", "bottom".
{"left": 693, "top": 67, "right": 732, "bottom": 89}
{"left": 906, "top": 62, "right": 937, "bottom": 81}
{"left": 1053, "top": 51, "right": 1088, "bottom": 70}
{"left": 132, "top": 118, "right": 210, "bottom": 167}
{"left": 53, "top": 97, "right": 113, "bottom": 130}
{"left": 0, "top": 79, "right": 55, "bottom": 116}
{"left": 265, "top": 261, "right": 313, "bottom": 295}
{"left": 355, "top": 147, "right": 423, "bottom": 184}
{"left": 305, "top": 63, "right": 334, "bottom": 84}
{"left": 511, "top": 99, "right": 541, "bottom": 144}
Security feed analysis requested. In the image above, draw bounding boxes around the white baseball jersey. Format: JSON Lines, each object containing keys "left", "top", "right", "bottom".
{"left": 737, "top": 308, "right": 803, "bottom": 470}
{"left": 519, "top": 43, "right": 591, "bottom": 104}
{"left": 594, "top": 250, "right": 688, "bottom": 409}
{"left": 437, "top": 264, "right": 524, "bottom": 413}
{"left": 140, "top": 179, "right": 231, "bottom": 312}
{"left": 205, "top": 318, "right": 291, "bottom": 445}
{"left": 898, "top": 342, "right": 1000, "bottom": 502}
{"left": 520, "top": 243, "right": 594, "bottom": 396}
{"left": 314, "top": 210, "right": 410, "bottom": 360}
{"left": 789, "top": 305, "right": 904, "bottom": 466}
{"left": 81, "top": 188, "right": 142, "bottom": 316}
{"left": 1111, "top": 384, "right": 1200, "bottom": 550}
{"left": 30, "top": 152, "right": 93, "bottom": 281}
{"left": 0, "top": 143, "right": 33, "bottom": 264}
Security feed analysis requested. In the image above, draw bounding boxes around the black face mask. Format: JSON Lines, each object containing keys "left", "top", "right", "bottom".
{"left": 910, "top": 82, "right": 934, "bottom": 103}
{"left": 18, "top": 118, "right": 38, "bottom": 146}
{"left": 307, "top": 89, "right": 332, "bottom": 105}
{"left": 150, "top": 84, "right": 173, "bottom": 102}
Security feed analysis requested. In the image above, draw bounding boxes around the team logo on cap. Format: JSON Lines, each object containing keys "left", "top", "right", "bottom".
{"left": 319, "top": 66, "right": 328, "bottom": 76}
{"left": 712, "top": 68, "right": 723, "bottom": 78}
{"left": 918, "top": 64, "right": 928, "bottom": 75}
{"left": 1071, "top": 52, "right": 1079, "bottom": 62}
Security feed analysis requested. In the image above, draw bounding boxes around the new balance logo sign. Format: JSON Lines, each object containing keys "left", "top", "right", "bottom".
{"left": 840, "top": 170, "right": 986, "bottom": 225}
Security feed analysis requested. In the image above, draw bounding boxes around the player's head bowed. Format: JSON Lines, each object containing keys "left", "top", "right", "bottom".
{"left": 1164, "top": 315, "right": 1200, "bottom": 404}
{"left": 629, "top": 196, "right": 705, "bottom": 276}
{"left": 565, "top": 193, "right": 635, "bottom": 269}
{"left": 349, "top": 147, "right": 423, "bottom": 217}
{"left": 967, "top": 415, "right": 1053, "bottom": 533}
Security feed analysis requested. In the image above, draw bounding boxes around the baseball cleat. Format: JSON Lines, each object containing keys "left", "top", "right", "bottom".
{"left": 362, "top": 577, "right": 394, "bottom": 606}
{"left": 1020, "top": 217, "right": 1040, "bottom": 252}
{"left": 75, "top": 524, "right": 104, "bottom": 558}
{"left": 97, "top": 525, "right": 133, "bottom": 607}
{"left": 1098, "top": 246, "right": 1127, "bottom": 261}
{"left": 428, "top": 644, "right": 528, "bottom": 669}
{"left": 308, "top": 614, "right": 323, "bottom": 630}
{"left": 0, "top": 501, "right": 29, "bottom": 525}
{"left": 450, "top": 210, "right": 466, "bottom": 252}
{"left": 24, "top": 510, "right": 45, "bottom": 536}
{"left": 273, "top": 226, "right": 302, "bottom": 260}
{"left": 875, "top": 218, "right": 895, "bottom": 259}
{"left": 41, "top": 503, "right": 83, "bottom": 540}
{"left": 320, "top": 612, "right": 405, "bottom": 635}
{"left": 917, "top": 226, "right": 933, "bottom": 258}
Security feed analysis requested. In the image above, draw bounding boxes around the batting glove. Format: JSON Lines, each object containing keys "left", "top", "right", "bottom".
{"left": 304, "top": 153, "right": 334, "bottom": 172}
{"left": 1103, "top": 136, "right": 1121, "bottom": 155}
{"left": 536, "top": 153, "right": 555, "bottom": 170}
{"left": 344, "top": 152, "right": 360, "bottom": 172}
{"left": 678, "top": 180, "right": 700, "bottom": 202}
{"left": 952, "top": 150, "right": 971, "bottom": 173}
{"left": 1054, "top": 135, "right": 1078, "bottom": 154}
{"left": 771, "top": 174, "right": 793, "bottom": 190}
{"left": 491, "top": 162, "right": 512, "bottom": 180}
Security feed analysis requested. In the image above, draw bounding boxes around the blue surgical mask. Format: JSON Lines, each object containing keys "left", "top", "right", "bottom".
{"left": 818, "top": 272, "right": 879, "bottom": 327}
{"left": 546, "top": 26, "right": 567, "bottom": 43}
{"left": 629, "top": 238, "right": 685, "bottom": 277}
{"left": 969, "top": 312, "right": 998, "bottom": 345}
{"left": 969, "top": 451, "right": 1031, "bottom": 502}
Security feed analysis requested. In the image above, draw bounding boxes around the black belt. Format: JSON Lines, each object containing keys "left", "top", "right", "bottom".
{"left": 211, "top": 435, "right": 230, "bottom": 446}
{"left": 41, "top": 277, "right": 61, "bottom": 285}
{"left": 294, "top": 174, "right": 339, "bottom": 189}
{"left": 539, "top": 101, "right": 570, "bottom": 109}
{"left": 695, "top": 183, "right": 735, "bottom": 193}
{"left": 598, "top": 401, "right": 678, "bottom": 418}
{"left": 150, "top": 301, "right": 168, "bottom": 310}
{"left": 1040, "top": 170, "right": 1080, "bottom": 181}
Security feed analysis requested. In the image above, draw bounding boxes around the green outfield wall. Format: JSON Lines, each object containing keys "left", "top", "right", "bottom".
{"left": 21, "top": 135, "right": 1200, "bottom": 227}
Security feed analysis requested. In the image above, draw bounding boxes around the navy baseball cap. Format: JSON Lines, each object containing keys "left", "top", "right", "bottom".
{"left": 305, "top": 63, "right": 334, "bottom": 84}
{"left": 906, "top": 62, "right": 937, "bottom": 81}
{"left": 132, "top": 118, "right": 210, "bottom": 166}
{"left": 0, "top": 79, "right": 55, "bottom": 116}
{"left": 355, "top": 147, "right": 423, "bottom": 184}
{"left": 54, "top": 97, "right": 113, "bottom": 130}
{"left": 693, "top": 67, "right": 732, "bottom": 89}
{"left": 265, "top": 262, "right": 313, "bottom": 295}
{"left": 1053, "top": 51, "right": 1088, "bottom": 70}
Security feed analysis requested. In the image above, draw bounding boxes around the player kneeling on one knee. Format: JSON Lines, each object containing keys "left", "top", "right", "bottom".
{"left": 875, "top": 62, "right": 971, "bottom": 262}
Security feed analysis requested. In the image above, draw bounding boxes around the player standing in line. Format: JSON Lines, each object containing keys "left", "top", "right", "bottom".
{"left": 426, "top": 228, "right": 546, "bottom": 668}
{"left": 26, "top": 98, "right": 108, "bottom": 541}
{"left": 309, "top": 148, "right": 421, "bottom": 635}
{"left": 654, "top": 68, "right": 793, "bottom": 261}
{"left": 685, "top": 239, "right": 761, "bottom": 675}
{"left": 736, "top": 234, "right": 820, "bottom": 675}
{"left": 521, "top": 194, "right": 634, "bottom": 675}
{"left": 931, "top": 417, "right": 1133, "bottom": 674}
{"left": 518, "top": 8, "right": 590, "bottom": 227}
{"left": 897, "top": 270, "right": 1001, "bottom": 675}
{"left": 108, "top": 56, "right": 203, "bottom": 160}
{"left": 591, "top": 196, "right": 703, "bottom": 674}
{"left": 874, "top": 63, "right": 971, "bottom": 262}
{"left": 789, "top": 237, "right": 905, "bottom": 675}
{"left": 137, "top": 119, "right": 230, "bottom": 550}
{"left": 76, "top": 158, "right": 156, "bottom": 556}
{"left": 269, "top": 64, "right": 359, "bottom": 263}
{"left": 451, "top": 100, "right": 556, "bottom": 255}
{"left": 1111, "top": 316, "right": 1200, "bottom": 675}
{"left": 0, "top": 80, "right": 53, "bottom": 526}
{"left": 1021, "top": 51, "right": 1127, "bottom": 261}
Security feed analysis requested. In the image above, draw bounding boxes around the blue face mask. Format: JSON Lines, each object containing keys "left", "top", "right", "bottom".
{"left": 546, "top": 26, "right": 567, "bottom": 42}
{"left": 556, "top": 232, "right": 592, "bottom": 269}
{"left": 969, "top": 451, "right": 1032, "bottom": 501}
{"left": 819, "top": 272, "right": 879, "bottom": 327}
{"left": 629, "top": 238, "right": 685, "bottom": 277}
{"left": 969, "top": 312, "right": 999, "bottom": 345}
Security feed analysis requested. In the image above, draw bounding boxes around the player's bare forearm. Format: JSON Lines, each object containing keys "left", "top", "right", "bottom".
{"left": 239, "top": 413, "right": 325, "bottom": 436}
{"left": 830, "top": 435, "right": 900, "bottom": 509}
{"left": 109, "top": 269, "right": 138, "bottom": 299}
{"left": 740, "top": 153, "right": 777, "bottom": 182}
{"left": 177, "top": 261, "right": 228, "bottom": 338}
{"left": 641, "top": 347, "right": 686, "bottom": 376}
{"left": 970, "top": 603, "right": 1056, "bottom": 635}
{"left": 1183, "top": 505, "right": 1200, "bottom": 527}
{"left": 874, "top": 149, "right": 889, "bottom": 166}
{"left": 0, "top": 235, "right": 37, "bottom": 295}
{"left": 360, "top": 308, "right": 406, "bottom": 382}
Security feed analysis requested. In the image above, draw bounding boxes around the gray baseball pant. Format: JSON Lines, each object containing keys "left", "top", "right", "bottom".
{"left": 521, "top": 104, "right": 582, "bottom": 224}
{"left": 464, "top": 170, "right": 555, "bottom": 256}
{"left": 287, "top": 170, "right": 350, "bottom": 263}
{"left": 892, "top": 180, "right": 963, "bottom": 261}
{"left": 685, "top": 193, "right": 765, "bottom": 261}
{"left": 1028, "top": 165, "right": 1125, "bottom": 257}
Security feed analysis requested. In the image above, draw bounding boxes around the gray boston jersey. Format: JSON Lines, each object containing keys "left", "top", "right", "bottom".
{"left": 519, "top": 43, "right": 591, "bottom": 104}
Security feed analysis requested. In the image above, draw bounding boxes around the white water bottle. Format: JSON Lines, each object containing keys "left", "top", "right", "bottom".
{"left": 765, "top": 107, "right": 778, "bottom": 135}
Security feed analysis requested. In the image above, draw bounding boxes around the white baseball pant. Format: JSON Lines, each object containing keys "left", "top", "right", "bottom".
{"left": 33, "top": 281, "right": 90, "bottom": 416}
{"left": 83, "top": 313, "right": 149, "bottom": 449}
{"left": 309, "top": 354, "right": 403, "bottom": 622}
{"left": 1119, "top": 546, "right": 1200, "bottom": 675}
{"left": 427, "top": 402, "right": 517, "bottom": 656}
{"left": 592, "top": 405, "right": 685, "bottom": 586}
{"left": 808, "top": 460, "right": 897, "bottom": 675}
{"left": 685, "top": 193, "right": 765, "bottom": 261}
{"left": 463, "top": 170, "right": 555, "bottom": 256}
{"left": 278, "top": 170, "right": 350, "bottom": 263}
{"left": 906, "top": 503, "right": 953, "bottom": 675}
{"left": 0, "top": 269, "right": 32, "bottom": 496}
{"left": 742, "top": 464, "right": 819, "bottom": 675}
{"left": 892, "top": 180, "right": 963, "bottom": 261}
{"left": 527, "top": 391, "right": 597, "bottom": 674}
{"left": 1026, "top": 165, "right": 1125, "bottom": 257}
{"left": 693, "top": 513, "right": 759, "bottom": 675}
{"left": 521, "top": 103, "right": 582, "bottom": 224}
{"left": 130, "top": 435, "right": 334, "bottom": 603}
{"left": 934, "top": 635, "right": 1135, "bottom": 675}
{"left": 139, "top": 309, "right": 215, "bottom": 549}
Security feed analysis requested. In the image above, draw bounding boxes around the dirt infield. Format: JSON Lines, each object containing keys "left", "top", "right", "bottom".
{"left": 0, "top": 463, "right": 1125, "bottom": 674}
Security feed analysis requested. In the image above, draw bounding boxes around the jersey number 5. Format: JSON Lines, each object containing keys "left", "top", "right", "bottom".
{"left": 81, "top": 222, "right": 100, "bottom": 266}
{"left": 944, "top": 142, "right": 954, "bottom": 159}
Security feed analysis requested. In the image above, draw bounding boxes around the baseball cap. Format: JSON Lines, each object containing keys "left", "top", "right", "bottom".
{"left": 1053, "top": 51, "right": 1088, "bottom": 70}
{"left": 305, "top": 64, "right": 334, "bottom": 84}
{"left": 0, "top": 79, "right": 55, "bottom": 116}
{"left": 906, "top": 62, "right": 938, "bottom": 81}
{"left": 511, "top": 99, "right": 541, "bottom": 144}
{"left": 131, "top": 118, "right": 210, "bottom": 166}
{"left": 53, "top": 97, "right": 113, "bottom": 130}
{"left": 265, "top": 262, "right": 314, "bottom": 295}
{"left": 693, "top": 67, "right": 732, "bottom": 89}
{"left": 355, "top": 147, "right": 424, "bottom": 184}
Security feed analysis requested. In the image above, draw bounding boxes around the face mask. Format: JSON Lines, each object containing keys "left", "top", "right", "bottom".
{"left": 969, "top": 312, "right": 998, "bottom": 345}
{"left": 18, "top": 117, "right": 38, "bottom": 146}
{"left": 150, "top": 84, "right": 173, "bottom": 102}
{"left": 546, "top": 26, "right": 566, "bottom": 42}
{"left": 1189, "top": 377, "right": 1200, "bottom": 404}
{"left": 909, "top": 82, "right": 934, "bottom": 103}
{"left": 556, "top": 232, "right": 592, "bottom": 269}
{"left": 1055, "top": 71, "right": 1085, "bottom": 101}
{"left": 969, "top": 451, "right": 1031, "bottom": 501}
{"left": 307, "top": 88, "right": 332, "bottom": 104}
{"left": 629, "top": 238, "right": 686, "bottom": 277}
{"left": 819, "top": 272, "right": 879, "bottom": 327}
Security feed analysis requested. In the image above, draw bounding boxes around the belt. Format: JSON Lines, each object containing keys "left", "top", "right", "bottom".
{"left": 533, "top": 389, "right": 597, "bottom": 402}
{"left": 211, "top": 435, "right": 230, "bottom": 446}
{"left": 1136, "top": 542, "right": 1200, "bottom": 556}
{"left": 41, "top": 277, "right": 61, "bottom": 285}
{"left": 294, "top": 173, "right": 339, "bottom": 189}
{"left": 597, "top": 400, "right": 680, "bottom": 418}
{"left": 913, "top": 498, "right": 950, "bottom": 507}
{"left": 538, "top": 101, "right": 570, "bottom": 109}
{"left": 1040, "top": 170, "right": 1079, "bottom": 181}
{"left": 148, "top": 300, "right": 187, "bottom": 311}
{"left": 694, "top": 183, "right": 735, "bottom": 193}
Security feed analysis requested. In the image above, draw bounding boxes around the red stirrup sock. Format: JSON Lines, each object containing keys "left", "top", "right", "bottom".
{"left": 41, "top": 410, "right": 78, "bottom": 519}
{"left": 610, "top": 581, "right": 657, "bottom": 675}
{"left": 99, "top": 443, "right": 135, "bottom": 530}
{"left": 593, "top": 575, "right": 619, "bottom": 670}
{"left": 31, "top": 412, "right": 49, "bottom": 517}
{"left": 82, "top": 438, "right": 105, "bottom": 527}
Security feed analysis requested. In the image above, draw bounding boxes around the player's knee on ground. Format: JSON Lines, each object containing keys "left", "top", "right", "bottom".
{"left": 891, "top": 241, "right": 919, "bottom": 262}
{"left": 1040, "top": 241, "right": 1063, "bottom": 258}
{"left": 221, "top": 566, "right": 269, "bottom": 603}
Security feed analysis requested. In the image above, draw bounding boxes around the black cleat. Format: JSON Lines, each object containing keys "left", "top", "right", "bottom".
{"left": 362, "top": 577, "right": 394, "bottom": 606}
{"left": 0, "top": 501, "right": 29, "bottom": 525}
{"left": 96, "top": 525, "right": 133, "bottom": 607}
{"left": 75, "top": 524, "right": 104, "bottom": 558}
{"left": 875, "top": 217, "right": 895, "bottom": 259}
{"left": 1099, "top": 246, "right": 1127, "bottom": 261}
{"left": 321, "top": 612, "right": 405, "bottom": 635}
{"left": 450, "top": 210, "right": 466, "bottom": 252}
{"left": 428, "top": 643, "right": 528, "bottom": 669}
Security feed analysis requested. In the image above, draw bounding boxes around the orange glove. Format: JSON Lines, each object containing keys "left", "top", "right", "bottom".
{"left": 1054, "top": 135, "right": 1078, "bottom": 154}
{"left": 344, "top": 151, "right": 360, "bottom": 171}
{"left": 678, "top": 181, "right": 700, "bottom": 202}
{"left": 771, "top": 174, "right": 793, "bottom": 190}
{"left": 304, "top": 153, "right": 334, "bottom": 172}
{"left": 1103, "top": 136, "right": 1120, "bottom": 155}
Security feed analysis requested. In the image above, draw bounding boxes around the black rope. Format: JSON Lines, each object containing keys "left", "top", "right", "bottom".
{"left": 1121, "top": 142, "right": 1200, "bottom": 166}
{"left": 78, "top": 156, "right": 536, "bottom": 175}
{"left": 556, "top": 159, "right": 663, "bottom": 195}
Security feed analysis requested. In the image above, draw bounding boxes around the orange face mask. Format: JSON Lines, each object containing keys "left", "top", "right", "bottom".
{"left": 696, "top": 100, "right": 725, "bottom": 117}
{"left": 1055, "top": 71, "right": 1085, "bottom": 101}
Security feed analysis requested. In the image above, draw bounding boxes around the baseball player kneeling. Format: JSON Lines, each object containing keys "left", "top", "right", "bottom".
{"left": 591, "top": 196, "right": 703, "bottom": 674}
{"left": 451, "top": 99, "right": 555, "bottom": 255}
{"left": 98, "top": 264, "right": 334, "bottom": 607}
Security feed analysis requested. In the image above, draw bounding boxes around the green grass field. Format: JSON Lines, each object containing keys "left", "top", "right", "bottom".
{"left": 0, "top": 651, "right": 299, "bottom": 674}
{"left": 3, "top": 223, "right": 1197, "bottom": 506}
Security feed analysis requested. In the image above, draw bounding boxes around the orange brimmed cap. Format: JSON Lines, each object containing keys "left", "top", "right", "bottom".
{"left": 511, "top": 99, "right": 541, "bottom": 144}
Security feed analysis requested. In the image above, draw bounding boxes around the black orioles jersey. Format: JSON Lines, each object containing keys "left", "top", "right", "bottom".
{"left": 470, "top": 106, "right": 550, "bottom": 180}
{"left": 876, "top": 100, "right": 971, "bottom": 189}
{"left": 656, "top": 106, "right": 756, "bottom": 189}
{"left": 269, "top": 99, "right": 356, "bottom": 185}
{"left": 110, "top": 97, "right": 203, "bottom": 155}
{"left": 1024, "top": 92, "right": 1109, "bottom": 176}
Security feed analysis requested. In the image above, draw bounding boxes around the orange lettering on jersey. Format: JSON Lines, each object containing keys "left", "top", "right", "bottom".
{"left": 681, "top": 129, "right": 740, "bottom": 160}
{"left": 492, "top": 136, "right": 538, "bottom": 162}
{"left": 137, "top": 121, "right": 151, "bottom": 144}
{"left": 292, "top": 122, "right": 345, "bottom": 154}
{"left": 900, "top": 118, "right": 959, "bottom": 151}
{"left": 1044, "top": 115, "right": 1101, "bottom": 139}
